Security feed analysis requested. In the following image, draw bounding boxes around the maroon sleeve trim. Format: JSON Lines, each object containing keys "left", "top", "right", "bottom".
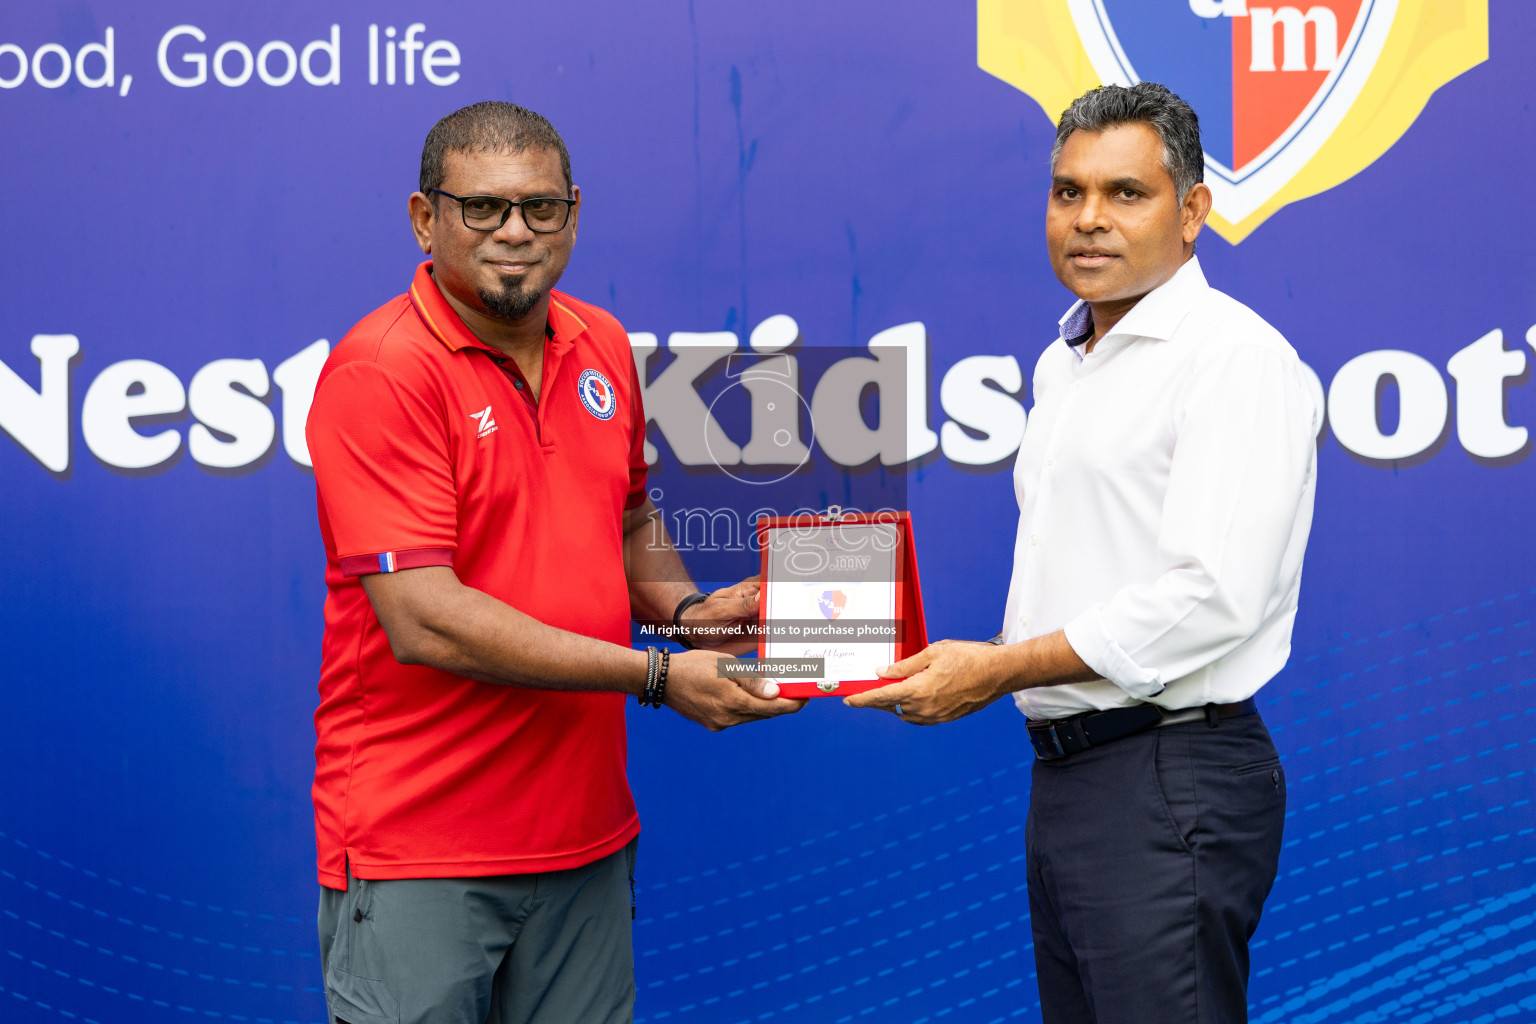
{"left": 339, "top": 547, "right": 455, "bottom": 578}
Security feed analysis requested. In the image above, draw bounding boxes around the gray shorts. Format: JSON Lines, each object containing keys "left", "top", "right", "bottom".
{"left": 318, "top": 839, "right": 637, "bottom": 1024}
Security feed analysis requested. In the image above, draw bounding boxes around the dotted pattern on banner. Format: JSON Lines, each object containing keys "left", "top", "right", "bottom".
{"left": 1, "top": 953, "right": 325, "bottom": 1024}
{"left": 1, "top": 870, "right": 311, "bottom": 958}
{"left": 0, "top": 842, "right": 324, "bottom": 1024}
{"left": 2, "top": 903, "right": 315, "bottom": 988}
{"left": 0, "top": 833, "right": 305, "bottom": 923}
{"left": 1252, "top": 885, "right": 1536, "bottom": 1024}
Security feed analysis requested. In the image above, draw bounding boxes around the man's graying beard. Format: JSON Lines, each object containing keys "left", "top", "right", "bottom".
{"left": 479, "top": 280, "right": 544, "bottom": 321}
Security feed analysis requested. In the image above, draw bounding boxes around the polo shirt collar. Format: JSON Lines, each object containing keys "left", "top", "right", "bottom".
{"left": 1056, "top": 255, "right": 1209, "bottom": 359}
{"left": 544, "top": 292, "right": 590, "bottom": 352}
{"left": 407, "top": 261, "right": 587, "bottom": 355}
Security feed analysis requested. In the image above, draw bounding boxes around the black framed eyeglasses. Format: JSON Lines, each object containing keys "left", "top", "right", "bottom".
{"left": 430, "top": 189, "right": 575, "bottom": 233}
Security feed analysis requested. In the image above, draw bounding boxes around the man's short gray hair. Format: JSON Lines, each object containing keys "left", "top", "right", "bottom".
{"left": 1050, "top": 83, "right": 1204, "bottom": 203}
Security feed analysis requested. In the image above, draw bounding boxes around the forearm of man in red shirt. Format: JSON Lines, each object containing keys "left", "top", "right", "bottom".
{"left": 360, "top": 499, "right": 804, "bottom": 732}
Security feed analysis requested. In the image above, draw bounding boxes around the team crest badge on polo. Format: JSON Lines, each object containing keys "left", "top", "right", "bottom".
{"left": 978, "top": 0, "right": 1487, "bottom": 242}
{"left": 577, "top": 368, "right": 617, "bottom": 420}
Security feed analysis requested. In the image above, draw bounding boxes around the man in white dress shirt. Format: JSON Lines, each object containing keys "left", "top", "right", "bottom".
{"left": 848, "top": 83, "right": 1318, "bottom": 1023}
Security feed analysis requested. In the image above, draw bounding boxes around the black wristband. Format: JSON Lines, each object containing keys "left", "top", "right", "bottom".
{"left": 671, "top": 591, "right": 710, "bottom": 650}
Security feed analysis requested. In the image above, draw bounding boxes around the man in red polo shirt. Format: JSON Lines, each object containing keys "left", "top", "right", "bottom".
{"left": 306, "top": 101, "right": 802, "bottom": 1024}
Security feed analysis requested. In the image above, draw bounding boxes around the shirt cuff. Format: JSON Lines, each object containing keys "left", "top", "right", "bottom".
{"left": 1062, "top": 609, "right": 1166, "bottom": 701}
{"left": 338, "top": 547, "right": 454, "bottom": 578}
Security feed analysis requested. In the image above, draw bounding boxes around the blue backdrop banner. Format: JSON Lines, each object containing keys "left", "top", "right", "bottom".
{"left": 3, "top": 2, "right": 1533, "bottom": 1022}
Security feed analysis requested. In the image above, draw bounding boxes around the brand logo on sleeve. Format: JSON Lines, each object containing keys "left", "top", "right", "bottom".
{"left": 576, "top": 369, "right": 617, "bottom": 421}
{"left": 977, "top": 0, "right": 1486, "bottom": 242}
{"left": 469, "top": 405, "right": 497, "bottom": 438}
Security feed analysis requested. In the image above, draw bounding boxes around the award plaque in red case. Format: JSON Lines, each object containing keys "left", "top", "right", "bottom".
{"left": 754, "top": 508, "right": 928, "bottom": 698}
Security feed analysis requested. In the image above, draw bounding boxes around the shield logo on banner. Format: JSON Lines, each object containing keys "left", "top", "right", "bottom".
{"left": 978, "top": 0, "right": 1486, "bottom": 243}
{"left": 818, "top": 590, "right": 848, "bottom": 620}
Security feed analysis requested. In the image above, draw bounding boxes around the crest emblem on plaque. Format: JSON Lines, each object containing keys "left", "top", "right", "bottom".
{"left": 818, "top": 590, "right": 848, "bottom": 621}
{"left": 978, "top": 0, "right": 1486, "bottom": 242}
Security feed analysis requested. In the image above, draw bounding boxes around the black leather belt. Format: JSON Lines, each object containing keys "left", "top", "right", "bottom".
{"left": 1027, "top": 698, "right": 1258, "bottom": 761}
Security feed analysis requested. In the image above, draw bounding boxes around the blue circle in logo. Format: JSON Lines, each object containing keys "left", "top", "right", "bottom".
{"left": 577, "top": 368, "right": 617, "bottom": 420}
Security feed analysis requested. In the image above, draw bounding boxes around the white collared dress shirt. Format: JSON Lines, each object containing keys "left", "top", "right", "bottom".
{"left": 1003, "top": 256, "right": 1319, "bottom": 720}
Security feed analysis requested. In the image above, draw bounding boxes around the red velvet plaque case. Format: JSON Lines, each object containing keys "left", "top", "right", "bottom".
{"left": 755, "top": 509, "right": 929, "bottom": 697}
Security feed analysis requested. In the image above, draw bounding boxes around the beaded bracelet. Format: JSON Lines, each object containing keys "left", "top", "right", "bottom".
{"left": 651, "top": 648, "right": 670, "bottom": 708}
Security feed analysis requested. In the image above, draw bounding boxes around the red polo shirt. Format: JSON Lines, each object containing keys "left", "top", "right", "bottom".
{"left": 306, "top": 261, "right": 647, "bottom": 888}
